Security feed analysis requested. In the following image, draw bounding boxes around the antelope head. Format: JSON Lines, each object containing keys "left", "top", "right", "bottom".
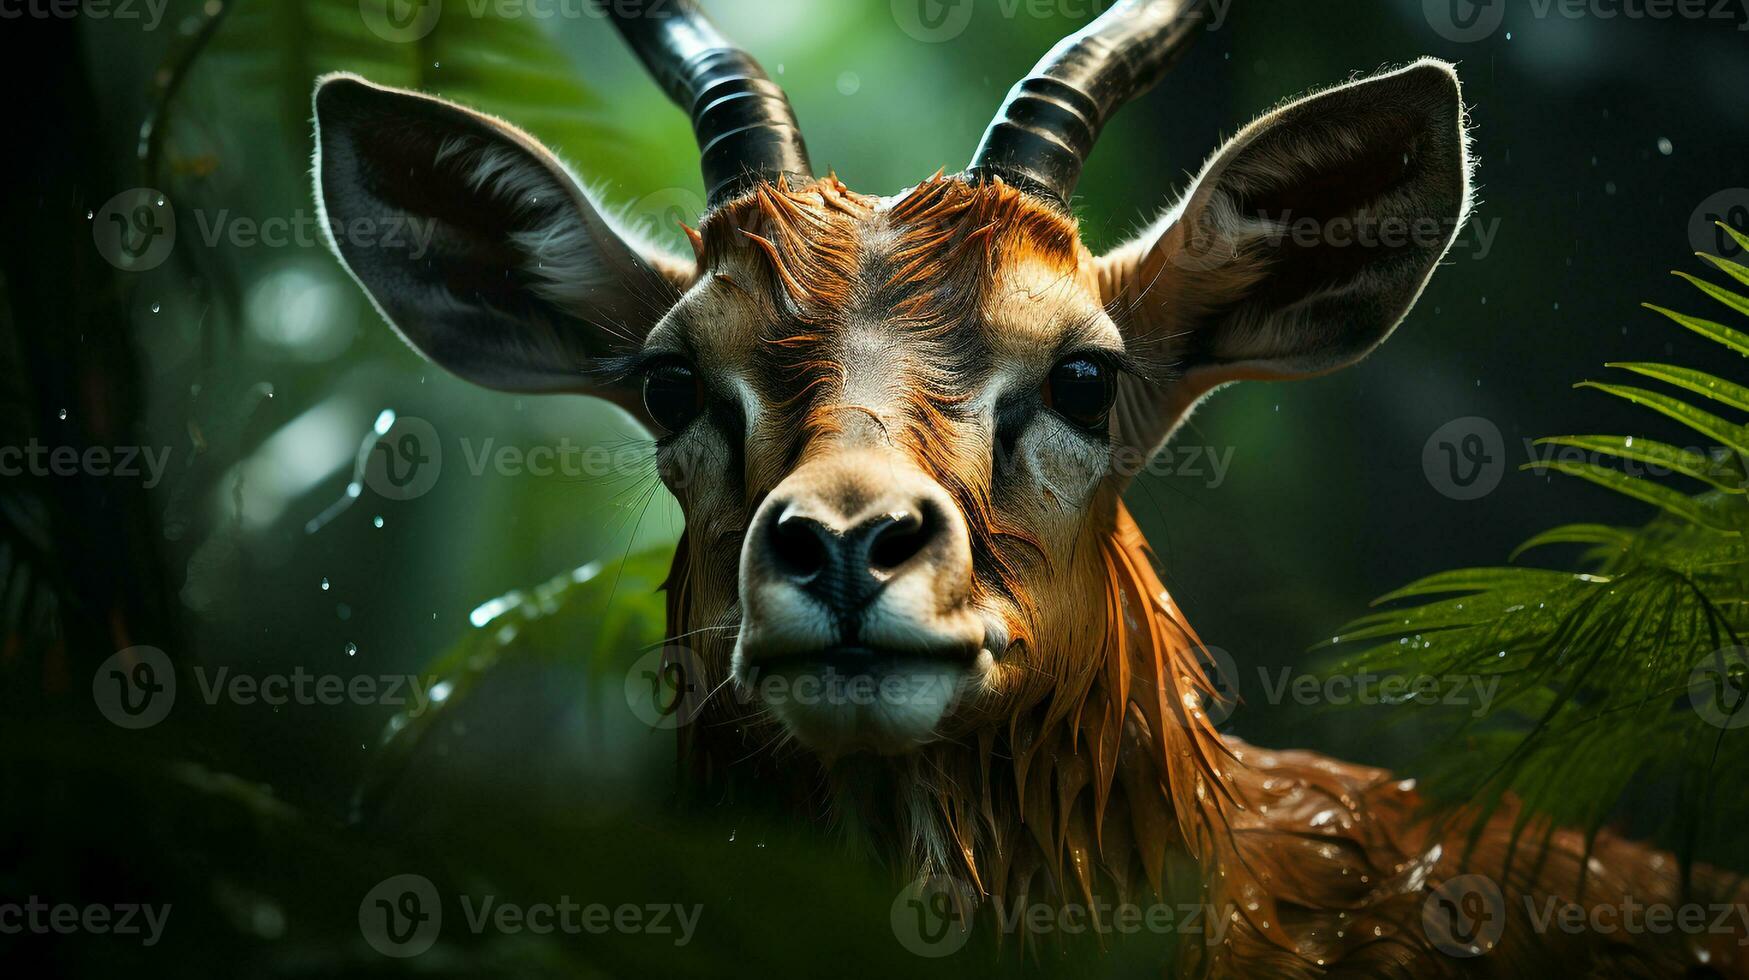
{"left": 314, "top": 0, "right": 1470, "bottom": 771}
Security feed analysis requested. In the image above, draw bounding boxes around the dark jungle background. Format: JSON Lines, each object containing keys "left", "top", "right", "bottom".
{"left": 3, "top": 0, "right": 1747, "bottom": 976}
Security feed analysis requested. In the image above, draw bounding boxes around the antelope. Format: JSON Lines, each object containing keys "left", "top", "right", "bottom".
{"left": 312, "top": 0, "right": 1746, "bottom": 974}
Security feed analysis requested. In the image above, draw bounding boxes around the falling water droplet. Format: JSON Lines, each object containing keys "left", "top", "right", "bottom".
{"left": 1657, "top": 137, "right": 1673, "bottom": 156}
{"left": 57, "top": 408, "right": 67, "bottom": 420}
{"left": 150, "top": 302, "right": 161, "bottom": 314}
{"left": 345, "top": 642, "right": 357, "bottom": 657}
{"left": 372, "top": 515, "right": 385, "bottom": 529}
{"left": 85, "top": 210, "right": 94, "bottom": 220}
{"left": 320, "top": 577, "right": 331, "bottom": 592}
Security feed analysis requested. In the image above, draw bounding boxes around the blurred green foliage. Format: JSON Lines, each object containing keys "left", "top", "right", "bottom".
{"left": 1324, "top": 233, "right": 1749, "bottom": 875}
{"left": 27, "top": 0, "right": 1749, "bottom": 974}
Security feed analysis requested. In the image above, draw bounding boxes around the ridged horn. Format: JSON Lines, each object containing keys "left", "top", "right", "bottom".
{"left": 597, "top": 0, "right": 813, "bottom": 205}
{"left": 967, "top": 0, "right": 1211, "bottom": 206}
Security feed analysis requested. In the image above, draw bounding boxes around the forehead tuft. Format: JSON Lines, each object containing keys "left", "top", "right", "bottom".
{"left": 694, "top": 175, "right": 1087, "bottom": 322}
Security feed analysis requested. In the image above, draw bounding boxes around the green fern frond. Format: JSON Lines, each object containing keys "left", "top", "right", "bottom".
{"left": 1602, "top": 363, "right": 1749, "bottom": 414}
{"left": 1676, "top": 270, "right": 1749, "bottom": 320}
{"left": 1529, "top": 435, "right": 1746, "bottom": 492}
{"left": 1641, "top": 303, "right": 1749, "bottom": 357}
{"left": 1323, "top": 241, "right": 1749, "bottom": 871}
{"left": 1699, "top": 252, "right": 1749, "bottom": 291}
{"left": 1571, "top": 381, "right": 1749, "bottom": 457}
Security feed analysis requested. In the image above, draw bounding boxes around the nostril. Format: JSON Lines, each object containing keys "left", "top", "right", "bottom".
{"left": 770, "top": 509, "right": 832, "bottom": 582}
{"left": 866, "top": 504, "right": 940, "bottom": 573}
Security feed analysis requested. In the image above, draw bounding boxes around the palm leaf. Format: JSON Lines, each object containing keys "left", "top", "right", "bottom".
{"left": 1699, "top": 252, "right": 1749, "bottom": 291}
{"left": 1676, "top": 270, "right": 1749, "bottom": 320}
{"left": 353, "top": 549, "right": 670, "bottom": 824}
{"left": 1602, "top": 363, "right": 1749, "bottom": 414}
{"left": 1529, "top": 435, "right": 1746, "bottom": 493}
{"left": 1573, "top": 381, "right": 1749, "bottom": 458}
{"left": 1641, "top": 303, "right": 1749, "bottom": 357}
{"left": 1320, "top": 245, "right": 1749, "bottom": 872}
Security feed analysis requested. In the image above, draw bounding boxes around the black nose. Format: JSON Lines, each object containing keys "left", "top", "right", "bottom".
{"left": 768, "top": 503, "right": 940, "bottom": 616}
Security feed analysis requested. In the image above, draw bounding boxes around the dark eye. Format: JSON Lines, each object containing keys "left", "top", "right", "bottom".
{"left": 643, "top": 360, "right": 703, "bottom": 435}
{"left": 1043, "top": 355, "right": 1116, "bottom": 432}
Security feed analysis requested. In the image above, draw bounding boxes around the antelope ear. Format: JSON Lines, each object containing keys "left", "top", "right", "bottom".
{"left": 312, "top": 73, "right": 696, "bottom": 411}
{"left": 1097, "top": 58, "right": 1472, "bottom": 459}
